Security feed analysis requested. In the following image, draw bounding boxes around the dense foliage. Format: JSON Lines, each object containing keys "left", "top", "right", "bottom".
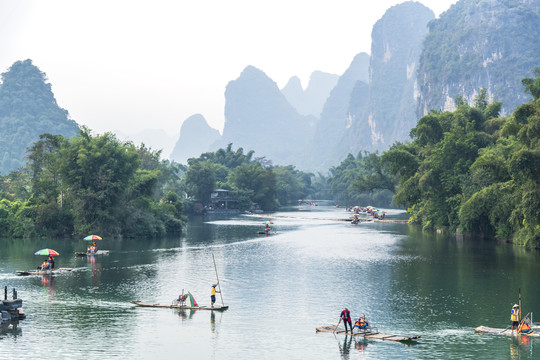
{"left": 0, "top": 59, "right": 79, "bottom": 174}
{"left": 326, "top": 152, "right": 395, "bottom": 207}
{"left": 0, "top": 128, "right": 185, "bottom": 238}
{"left": 183, "top": 144, "right": 313, "bottom": 211}
{"left": 383, "top": 70, "right": 540, "bottom": 248}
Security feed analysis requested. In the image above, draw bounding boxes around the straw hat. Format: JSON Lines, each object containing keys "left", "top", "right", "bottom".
{"left": 513, "top": 304, "right": 519, "bottom": 308}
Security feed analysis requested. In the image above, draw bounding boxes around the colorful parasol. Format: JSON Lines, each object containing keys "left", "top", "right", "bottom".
{"left": 263, "top": 221, "right": 273, "bottom": 225}
{"left": 34, "top": 248, "right": 59, "bottom": 256}
{"left": 84, "top": 235, "right": 102, "bottom": 241}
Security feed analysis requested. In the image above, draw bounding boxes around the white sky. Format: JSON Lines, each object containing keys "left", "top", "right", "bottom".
{"left": 0, "top": 0, "right": 458, "bottom": 136}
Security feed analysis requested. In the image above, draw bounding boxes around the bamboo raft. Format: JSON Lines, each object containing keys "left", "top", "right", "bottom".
{"left": 475, "top": 326, "right": 539, "bottom": 337}
{"left": 16, "top": 268, "right": 73, "bottom": 276}
{"left": 130, "top": 300, "right": 228, "bottom": 311}
{"left": 316, "top": 325, "right": 420, "bottom": 342}
{"left": 75, "top": 250, "right": 110, "bottom": 256}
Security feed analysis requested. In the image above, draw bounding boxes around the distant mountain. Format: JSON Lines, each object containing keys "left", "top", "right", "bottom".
{"left": 417, "top": 0, "right": 540, "bottom": 116}
{"left": 215, "top": 66, "right": 314, "bottom": 165}
{"left": 0, "top": 59, "right": 79, "bottom": 174}
{"left": 281, "top": 71, "right": 339, "bottom": 117}
{"left": 116, "top": 128, "right": 178, "bottom": 159}
{"left": 170, "top": 114, "right": 221, "bottom": 164}
{"left": 303, "top": 53, "right": 370, "bottom": 171}
{"left": 345, "top": 1, "right": 434, "bottom": 154}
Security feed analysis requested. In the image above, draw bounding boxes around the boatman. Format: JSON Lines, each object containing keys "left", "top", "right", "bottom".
{"left": 511, "top": 304, "right": 521, "bottom": 332}
{"left": 210, "top": 283, "right": 220, "bottom": 308}
{"left": 340, "top": 308, "right": 353, "bottom": 334}
{"left": 48, "top": 254, "right": 55, "bottom": 269}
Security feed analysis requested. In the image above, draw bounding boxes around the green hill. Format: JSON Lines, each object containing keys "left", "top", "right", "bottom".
{"left": 0, "top": 59, "right": 79, "bottom": 173}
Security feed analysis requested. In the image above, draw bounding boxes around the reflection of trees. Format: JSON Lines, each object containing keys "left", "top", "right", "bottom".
{"left": 387, "top": 227, "right": 540, "bottom": 330}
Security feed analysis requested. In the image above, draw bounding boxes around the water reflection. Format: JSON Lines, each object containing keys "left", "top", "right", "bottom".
{"left": 510, "top": 336, "right": 534, "bottom": 359}
{"left": 40, "top": 274, "right": 55, "bottom": 296}
{"left": 0, "top": 321, "right": 22, "bottom": 338}
{"left": 337, "top": 335, "right": 369, "bottom": 359}
{"left": 337, "top": 335, "right": 352, "bottom": 359}
{"left": 87, "top": 255, "right": 100, "bottom": 287}
{"left": 177, "top": 309, "right": 197, "bottom": 321}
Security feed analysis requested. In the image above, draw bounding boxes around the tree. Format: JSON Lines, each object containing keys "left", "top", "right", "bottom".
{"left": 184, "top": 160, "right": 216, "bottom": 205}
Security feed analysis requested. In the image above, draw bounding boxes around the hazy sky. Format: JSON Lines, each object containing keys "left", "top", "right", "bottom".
{"left": 0, "top": 0, "right": 458, "bottom": 136}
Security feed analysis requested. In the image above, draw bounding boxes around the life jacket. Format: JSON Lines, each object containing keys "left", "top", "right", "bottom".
{"left": 511, "top": 309, "right": 520, "bottom": 322}
{"left": 355, "top": 317, "right": 368, "bottom": 329}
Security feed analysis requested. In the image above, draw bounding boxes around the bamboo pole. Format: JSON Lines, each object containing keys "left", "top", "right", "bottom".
{"left": 212, "top": 253, "right": 224, "bottom": 306}
{"left": 519, "top": 288, "right": 522, "bottom": 322}
{"left": 333, "top": 317, "right": 342, "bottom": 334}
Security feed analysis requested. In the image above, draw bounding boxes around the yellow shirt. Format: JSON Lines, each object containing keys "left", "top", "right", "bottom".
{"left": 511, "top": 309, "right": 520, "bottom": 322}
{"left": 211, "top": 286, "right": 216, "bottom": 296}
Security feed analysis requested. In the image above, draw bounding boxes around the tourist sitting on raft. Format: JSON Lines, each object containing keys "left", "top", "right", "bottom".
{"left": 354, "top": 316, "right": 369, "bottom": 332}
{"left": 88, "top": 243, "right": 98, "bottom": 254}
{"left": 177, "top": 293, "right": 189, "bottom": 305}
{"left": 38, "top": 260, "right": 50, "bottom": 271}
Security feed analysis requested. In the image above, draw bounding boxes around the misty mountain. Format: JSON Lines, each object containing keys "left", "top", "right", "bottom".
{"left": 302, "top": 53, "right": 370, "bottom": 171}
{"left": 170, "top": 114, "right": 221, "bottom": 164}
{"left": 214, "top": 66, "right": 315, "bottom": 166}
{"left": 0, "top": 59, "right": 79, "bottom": 174}
{"left": 417, "top": 0, "right": 540, "bottom": 116}
{"left": 116, "top": 128, "right": 178, "bottom": 158}
{"left": 344, "top": 1, "right": 434, "bottom": 155}
{"left": 281, "top": 71, "right": 339, "bottom": 117}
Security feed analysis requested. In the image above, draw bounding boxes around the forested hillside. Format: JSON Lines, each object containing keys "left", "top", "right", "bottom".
{"left": 383, "top": 70, "right": 540, "bottom": 248}
{"left": 0, "top": 60, "right": 79, "bottom": 173}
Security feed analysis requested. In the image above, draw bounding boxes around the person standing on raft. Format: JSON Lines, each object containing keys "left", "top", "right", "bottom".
{"left": 340, "top": 308, "right": 353, "bottom": 334}
{"left": 210, "top": 283, "right": 220, "bottom": 308}
{"left": 511, "top": 304, "right": 521, "bottom": 332}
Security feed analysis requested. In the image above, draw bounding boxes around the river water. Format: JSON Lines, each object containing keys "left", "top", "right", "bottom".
{"left": 1, "top": 204, "right": 539, "bottom": 359}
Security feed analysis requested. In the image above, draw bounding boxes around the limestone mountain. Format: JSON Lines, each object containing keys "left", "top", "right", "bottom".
{"left": 0, "top": 59, "right": 79, "bottom": 174}
{"left": 170, "top": 114, "right": 221, "bottom": 164}
{"left": 303, "top": 53, "right": 370, "bottom": 171}
{"left": 281, "top": 71, "right": 339, "bottom": 117}
{"left": 345, "top": 1, "right": 434, "bottom": 155}
{"left": 215, "top": 66, "right": 314, "bottom": 166}
{"left": 417, "top": 0, "right": 540, "bottom": 116}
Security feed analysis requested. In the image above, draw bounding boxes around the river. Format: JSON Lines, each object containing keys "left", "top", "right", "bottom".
{"left": 0, "top": 204, "right": 539, "bottom": 359}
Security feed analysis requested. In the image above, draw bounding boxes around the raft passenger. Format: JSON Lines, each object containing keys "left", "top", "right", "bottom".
{"left": 511, "top": 304, "right": 520, "bottom": 332}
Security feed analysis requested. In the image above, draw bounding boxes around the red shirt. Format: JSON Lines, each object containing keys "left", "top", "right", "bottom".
{"left": 340, "top": 310, "right": 351, "bottom": 321}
